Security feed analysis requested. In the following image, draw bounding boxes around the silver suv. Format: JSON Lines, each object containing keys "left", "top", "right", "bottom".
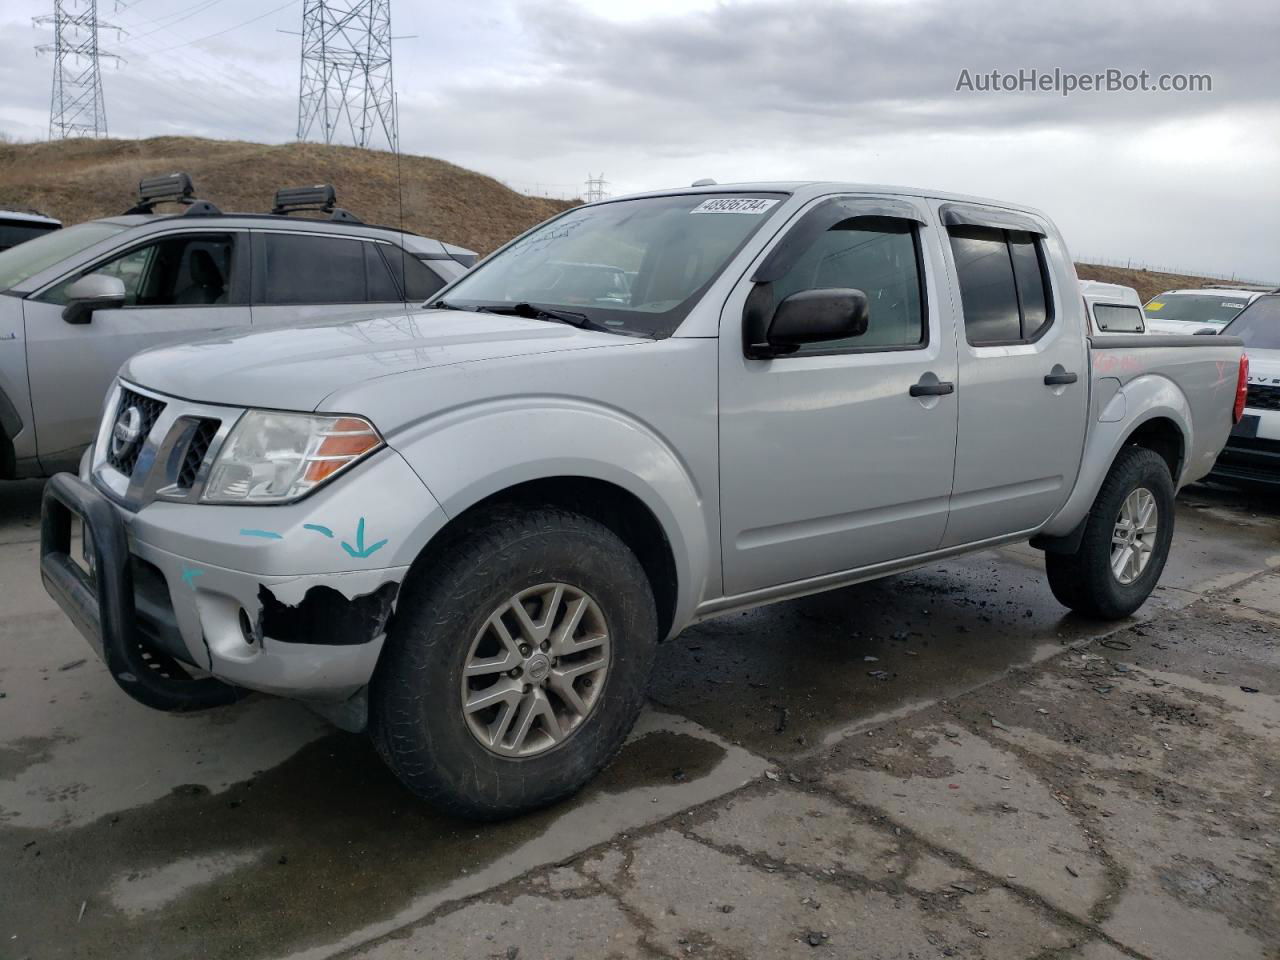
{"left": 0, "top": 175, "right": 474, "bottom": 479}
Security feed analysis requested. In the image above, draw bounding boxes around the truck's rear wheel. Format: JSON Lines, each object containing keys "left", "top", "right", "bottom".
{"left": 1045, "top": 446, "right": 1175, "bottom": 620}
{"left": 370, "top": 506, "right": 658, "bottom": 819}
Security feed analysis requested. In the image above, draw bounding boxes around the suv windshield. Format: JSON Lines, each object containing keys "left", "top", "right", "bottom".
{"left": 1222, "top": 295, "right": 1280, "bottom": 350}
{"left": 1143, "top": 292, "right": 1251, "bottom": 326}
{"left": 0, "top": 221, "right": 129, "bottom": 293}
{"left": 437, "top": 193, "right": 787, "bottom": 338}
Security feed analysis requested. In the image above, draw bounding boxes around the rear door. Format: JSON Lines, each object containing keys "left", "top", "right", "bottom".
{"left": 718, "top": 195, "right": 960, "bottom": 597}
{"left": 250, "top": 231, "right": 448, "bottom": 324}
{"left": 938, "top": 203, "right": 1088, "bottom": 545}
{"left": 23, "top": 229, "right": 250, "bottom": 470}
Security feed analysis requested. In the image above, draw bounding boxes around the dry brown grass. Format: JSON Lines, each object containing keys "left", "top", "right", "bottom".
{"left": 0, "top": 136, "right": 576, "bottom": 255}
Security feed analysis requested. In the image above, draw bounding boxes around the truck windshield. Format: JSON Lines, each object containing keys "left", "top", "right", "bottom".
{"left": 1143, "top": 292, "right": 1251, "bottom": 326}
{"left": 0, "top": 221, "right": 129, "bottom": 293}
{"left": 1222, "top": 296, "right": 1280, "bottom": 350}
{"left": 435, "top": 193, "right": 787, "bottom": 338}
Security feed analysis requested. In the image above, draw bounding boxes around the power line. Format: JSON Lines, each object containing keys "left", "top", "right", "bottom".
{"left": 34, "top": 0, "right": 123, "bottom": 139}
{"left": 122, "top": 0, "right": 230, "bottom": 45}
{"left": 143, "top": 0, "right": 298, "bottom": 54}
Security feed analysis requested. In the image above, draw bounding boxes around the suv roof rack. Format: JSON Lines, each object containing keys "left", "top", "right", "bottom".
{"left": 270, "top": 184, "right": 362, "bottom": 223}
{"left": 125, "top": 172, "right": 221, "bottom": 216}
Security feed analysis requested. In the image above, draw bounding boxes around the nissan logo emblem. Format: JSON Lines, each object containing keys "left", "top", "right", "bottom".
{"left": 111, "top": 405, "right": 145, "bottom": 458}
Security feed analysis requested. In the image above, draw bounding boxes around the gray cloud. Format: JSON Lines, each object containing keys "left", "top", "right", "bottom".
{"left": 2, "top": 0, "right": 1277, "bottom": 278}
{"left": 406, "top": 0, "right": 1278, "bottom": 160}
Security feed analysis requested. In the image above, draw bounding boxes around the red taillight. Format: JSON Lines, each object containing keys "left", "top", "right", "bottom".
{"left": 1233, "top": 353, "right": 1250, "bottom": 424}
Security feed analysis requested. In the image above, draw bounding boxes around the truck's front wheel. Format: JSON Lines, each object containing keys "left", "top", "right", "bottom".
{"left": 370, "top": 506, "right": 658, "bottom": 819}
{"left": 1045, "top": 445, "right": 1175, "bottom": 620}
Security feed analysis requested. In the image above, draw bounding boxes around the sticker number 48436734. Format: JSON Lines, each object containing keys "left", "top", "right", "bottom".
{"left": 690, "top": 197, "right": 780, "bottom": 215}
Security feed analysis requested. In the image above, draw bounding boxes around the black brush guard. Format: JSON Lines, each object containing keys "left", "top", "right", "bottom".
{"left": 40, "top": 473, "right": 243, "bottom": 712}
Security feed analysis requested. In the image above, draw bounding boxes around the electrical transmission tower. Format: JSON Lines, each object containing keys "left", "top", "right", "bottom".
{"left": 584, "top": 174, "right": 609, "bottom": 202}
{"left": 34, "top": 0, "right": 121, "bottom": 139}
{"left": 296, "top": 0, "right": 398, "bottom": 151}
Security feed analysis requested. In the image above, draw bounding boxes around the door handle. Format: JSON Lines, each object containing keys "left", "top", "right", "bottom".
{"left": 909, "top": 381, "right": 955, "bottom": 397}
{"left": 1044, "top": 372, "right": 1079, "bottom": 386}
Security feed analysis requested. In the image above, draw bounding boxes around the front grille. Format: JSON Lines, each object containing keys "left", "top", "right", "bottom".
{"left": 1245, "top": 384, "right": 1280, "bottom": 412}
{"left": 177, "top": 418, "right": 220, "bottom": 489}
{"left": 105, "top": 388, "right": 166, "bottom": 477}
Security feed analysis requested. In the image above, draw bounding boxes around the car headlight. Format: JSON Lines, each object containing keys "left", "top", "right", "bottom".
{"left": 202, "top": 411, "right": 382, "bottom": 504}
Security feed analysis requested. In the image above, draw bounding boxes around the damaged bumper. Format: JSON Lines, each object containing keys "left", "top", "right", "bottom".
{"left": 40, "top": 448, "right": 445, "bottom": 707}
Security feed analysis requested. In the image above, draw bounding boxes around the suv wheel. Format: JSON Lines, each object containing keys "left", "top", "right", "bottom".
{"left": 1046, "top": 445, "right": 1175, "bottom": 620}
{"left": 370, "top": 506, "right": 658, "bottom": 819}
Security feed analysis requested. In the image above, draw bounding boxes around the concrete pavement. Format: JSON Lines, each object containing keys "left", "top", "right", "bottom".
{"left": 1, "top": 477, "right": 1276, "bottom": 959}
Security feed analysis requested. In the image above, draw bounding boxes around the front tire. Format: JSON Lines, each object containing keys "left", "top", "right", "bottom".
{"left": 1046, "top": 446, "right": 1175, "bottom": 620}
{"left": 370, "top": 506, "right": 658, "bottom": 820}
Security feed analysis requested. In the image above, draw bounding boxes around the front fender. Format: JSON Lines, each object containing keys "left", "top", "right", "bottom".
{"left": 390, "top": 396, "right": 711, "bottom": 636}
{"left": 1041, "top": 373, "right": 1193, "bottom": 538}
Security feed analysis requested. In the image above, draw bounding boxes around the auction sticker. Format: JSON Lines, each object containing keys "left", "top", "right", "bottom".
{"left": 690, "top": 197, "right": 780, "bottom": 215}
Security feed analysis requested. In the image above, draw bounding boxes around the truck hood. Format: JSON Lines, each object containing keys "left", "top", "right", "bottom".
{"left": 123, "top": 309, "right": 636, "bottom": 411}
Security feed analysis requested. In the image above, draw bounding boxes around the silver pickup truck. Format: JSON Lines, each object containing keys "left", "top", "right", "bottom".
{"left": 40, "top": 182, "right": 1248, "bottom": 819}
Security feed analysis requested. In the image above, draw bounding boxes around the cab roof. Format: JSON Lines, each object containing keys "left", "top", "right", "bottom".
{"left": 596, "top": 180, "right": 1050, "bottom": 219}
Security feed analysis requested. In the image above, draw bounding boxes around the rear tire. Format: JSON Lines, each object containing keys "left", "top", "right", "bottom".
{"left": 370, "top": 506, "right": 658, "bottom": 820}
{"left": 1045, "top": 446, "right": 1175, "bottom": 620}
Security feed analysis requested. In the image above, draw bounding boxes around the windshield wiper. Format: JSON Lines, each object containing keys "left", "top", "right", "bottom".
{"left": 477, "top": 302, "right": 614, "bottom": 333}
{"left": 428, "top": 299, "right": 467, "bottom": 311}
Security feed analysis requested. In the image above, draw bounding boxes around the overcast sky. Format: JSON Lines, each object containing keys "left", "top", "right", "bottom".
{"left": 2, "top": 0, "right": 1277, "bottom": 280}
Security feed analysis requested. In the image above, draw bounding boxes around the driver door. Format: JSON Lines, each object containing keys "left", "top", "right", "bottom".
{"left": 23, "top": 230, "right": 249, "bottom": 471}
{"left": 718, "top": 196, "right": 960, "bottom": 597}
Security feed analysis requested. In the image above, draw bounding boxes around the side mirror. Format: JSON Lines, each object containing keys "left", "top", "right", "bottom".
{"left": 746, "top": 288, "right": 869, "bottom": 358}
{"left": 1193, "top": 327, "right": 1219, "bottom": 336}
{"left": 61, "top": 273, "right": 126, "bottom": 325}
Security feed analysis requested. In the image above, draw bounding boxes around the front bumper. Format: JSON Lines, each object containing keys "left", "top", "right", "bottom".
{"left": 39, "top": 457, "right": 430, "bottom": 708}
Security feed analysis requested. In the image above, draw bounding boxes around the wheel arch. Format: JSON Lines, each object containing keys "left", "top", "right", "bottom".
{"left": 1122, "top": 415, "right": 1185, "bottom": 481}
{"left": 1038, "top": 387, "right": 1192, "bottom": 542}
{"left": 405, "top": 475, "right": 682, "bottom": 641}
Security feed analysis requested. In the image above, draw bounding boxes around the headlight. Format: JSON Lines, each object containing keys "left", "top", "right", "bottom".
{"left": 202, "top": 411, "right": 382, "bottom": 504}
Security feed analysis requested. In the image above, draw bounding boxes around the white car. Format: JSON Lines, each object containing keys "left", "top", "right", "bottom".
{"left": 1081, "top": 280, "right": 1146, "bottom": 335}
{"left": 1144, "top": 287, "right": 1264, "bottom": 335}
{"left": 1211, "top": 292, "right": 1280, "bottom": 485}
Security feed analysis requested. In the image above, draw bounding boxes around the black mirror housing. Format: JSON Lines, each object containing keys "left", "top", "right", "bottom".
{"left": 744, "top": 287, "right": 870, "bottom": 359}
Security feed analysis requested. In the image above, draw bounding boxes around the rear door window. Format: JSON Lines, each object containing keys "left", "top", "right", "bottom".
{"left": 949, "top": 227, "right": 1021, "bottom": 343}
{"left": 365, "top": 243, "right": 401, "bottom": 301}
{"left": 262, "top": 233, "right": 367, "bottom": 304}
{"left": 949, "top": 225, "right": 1055, "bottom": 345}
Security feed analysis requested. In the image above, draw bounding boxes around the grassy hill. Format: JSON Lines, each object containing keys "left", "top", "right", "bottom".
{"left": 0, "top": 136, "right": 575, "bottom": 255}
{"left": 0, "top": 137, "right": 1262, "bottom": 297}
